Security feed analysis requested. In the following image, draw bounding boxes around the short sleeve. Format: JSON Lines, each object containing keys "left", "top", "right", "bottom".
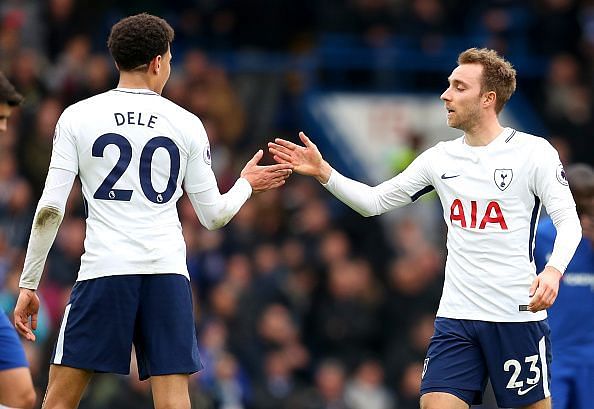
{"left": 532, "top": 141, "right": 575, "bottom": 214}
{"left": 49, "top": 109, "right": 79, "bottom": 174}
{"left": 183, "top": 117, "right": 219, "bottom": 193}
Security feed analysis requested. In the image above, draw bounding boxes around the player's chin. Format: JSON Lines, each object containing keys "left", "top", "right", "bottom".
{"left": 446, "top": 118, "right": 458, "bottom": 128}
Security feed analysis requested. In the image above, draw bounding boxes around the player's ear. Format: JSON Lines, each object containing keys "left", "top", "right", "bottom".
{"left": 150, "top": 55, "right": 162, "bottom": 74}
{"left": 483, "top": 91, "right": 496, "bottom": 109}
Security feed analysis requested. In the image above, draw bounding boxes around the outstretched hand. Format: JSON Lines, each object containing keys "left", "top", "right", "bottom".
{"left": 240, "top": 149, "right": 293, "bottom": 193}
{"left": 268, "top": 132, "right": 332, "bottom": 184}
{"left": 528, "top": 266, "right": 562, "bottom": 312}
{"left": 14, "top": 288, "right": 39, "bottom": 341}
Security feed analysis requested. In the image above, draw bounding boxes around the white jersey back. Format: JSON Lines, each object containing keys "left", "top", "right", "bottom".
{"left": 382, "top": 128, "right": 575, "bottom": 321}
{"left": 50, "top": 88, "right": 216, "bottom": 281}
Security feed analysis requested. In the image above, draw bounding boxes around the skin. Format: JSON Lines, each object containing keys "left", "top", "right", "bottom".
{"left": 15, "top": 41, "right": 292, "bottom": 409}
{"left": 268, "top": 62, "right": 559, "bottom": 409}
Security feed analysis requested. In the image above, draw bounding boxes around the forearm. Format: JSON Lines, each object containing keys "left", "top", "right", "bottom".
{"left": 322, "top": 168, "right": 412, "bottom": 217}
{"left": 546, "top": 206, "right": 582, "bottom": 273}
{"left": 19, "top": 168, "right": 74, "bottom": 289}
{"left": 188, "top": 177, "right": 252, "bottom": 230}
{"left": 20, "top": 206, "right": 64, "bottom": 289}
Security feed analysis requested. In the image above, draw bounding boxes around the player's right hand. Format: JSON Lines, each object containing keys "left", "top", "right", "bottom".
{"left": 14, "top": 288, "right": 40, "bottom": 341}
{"left": 240, "top": 149, "right": 293, "bottom": 193}
{"left": 268, "top": 132, "right": 332, "bottom": 183}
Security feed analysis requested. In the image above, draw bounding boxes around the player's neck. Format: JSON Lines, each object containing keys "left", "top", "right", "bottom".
{"left": 117, "top": 72, "right": 159, "bottom": 94}
{"left": 463, "top": 118, "right": 504, "bottom": 147}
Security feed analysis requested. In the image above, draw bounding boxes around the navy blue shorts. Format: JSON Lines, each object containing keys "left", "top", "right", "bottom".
{"left": 0, "top": 312, "right": 28, "bottom": 370}
{"left": 420, "top": 317, "right": 551, "bottom": 408}
{"left": 51, "top": 274, "right": 202, "bottom": 380}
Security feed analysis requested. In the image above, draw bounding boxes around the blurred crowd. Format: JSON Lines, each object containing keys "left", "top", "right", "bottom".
{"left": 0, "top": 0, "right": 592, "bottom": 408}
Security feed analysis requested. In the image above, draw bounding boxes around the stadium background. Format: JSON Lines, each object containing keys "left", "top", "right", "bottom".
{"left": 1, "top": 0, "right": 592, "bottom": 408}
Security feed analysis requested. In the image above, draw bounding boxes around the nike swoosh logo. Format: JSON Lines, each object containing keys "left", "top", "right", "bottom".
{"left": 517, "top": 384, "right": 538, "bottom": 396}
{"left": 441, "top": 173, "right": 460, "bottom": 179}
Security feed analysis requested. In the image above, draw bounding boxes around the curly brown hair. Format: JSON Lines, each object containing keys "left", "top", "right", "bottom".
{"left": 458, "top": 48, "right": 516, "bottom": 114}
{"left": 0, "top": 71, "right": 23, "bottom": 106}
{"left": 107, "top": 13, "right": 174, "bottom": 71}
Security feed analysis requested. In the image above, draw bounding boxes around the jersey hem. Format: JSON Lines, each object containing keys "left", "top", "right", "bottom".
{"left": 76, "top": 270, "right": 190, "bottom": 282}
{"left": 436, "top": 311, "right": 547, "bottom": 322}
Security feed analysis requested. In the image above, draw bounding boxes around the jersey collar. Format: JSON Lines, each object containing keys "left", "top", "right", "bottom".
{"left": 462, "top": 127, "right": 516, "bottom": 148}
{"left": 111, "top": 87, "right": 159, "bottom": 96}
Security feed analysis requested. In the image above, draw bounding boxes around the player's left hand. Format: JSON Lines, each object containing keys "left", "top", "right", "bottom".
{"left": 528, "top": 266, "right": 562, "bottom": 312}
{"left": 14, "top": 288, "right": 40, "bottom": 341}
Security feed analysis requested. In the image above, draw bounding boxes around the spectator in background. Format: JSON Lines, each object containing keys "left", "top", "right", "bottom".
{"left": 534, "top": 163, "right": 594, "bottom": 409}
{"left": 344, "top": 358, "right": 395, "bottom": 409}
{"left": 0, "top": 71, "right": 36, "bottom": 409}
{"left": 299, "top": 359, "right": 352, "bottom": 409}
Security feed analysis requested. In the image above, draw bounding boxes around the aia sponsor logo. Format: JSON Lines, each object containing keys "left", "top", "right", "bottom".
{"left": 450, "top": 199, "right": 508, "bottom": 230}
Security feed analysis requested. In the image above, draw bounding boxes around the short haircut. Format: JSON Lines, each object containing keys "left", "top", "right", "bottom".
{"left": 458, "top": 48, "right": 516, "bottom": 114}
{"left": 565, "top": 163, "right": 594, "bottom": 217}
{"left": 0, "top": 71, "right": 23, "bottom": 106}
{"left": 107, "top": 13, "right": 174, "bottom": 71}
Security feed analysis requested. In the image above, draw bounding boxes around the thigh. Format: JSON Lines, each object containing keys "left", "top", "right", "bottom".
{"left": 52, "top": 276, "right": 142, "bottom": 375}
{"left": 420, "top": 391, "right": 470, "bottom": 409}
{"left": 134, "top": 274, "right": 202, "bottom": 381}
{"left": 0, "top": 312, "right": 28, "bottom": 370}
{"left": 479, "top": 320, "right": 551, "bottom": 408}
{"left": 43, "top": 364, "right": 92, "bottom": 409}
{"left": 420, "top": 318, "right": 488, "bottom": 406}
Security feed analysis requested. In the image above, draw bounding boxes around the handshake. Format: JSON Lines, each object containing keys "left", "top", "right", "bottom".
{"left": 241, "top": 131, "right": 332, "bottom": 193}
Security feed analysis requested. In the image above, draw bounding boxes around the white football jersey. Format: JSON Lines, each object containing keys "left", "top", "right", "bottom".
{"left": 383, "top": 127, "right": 575, "bottom": 322}
{"left": 50, "top": 88, "right": 217, "bottom": 281}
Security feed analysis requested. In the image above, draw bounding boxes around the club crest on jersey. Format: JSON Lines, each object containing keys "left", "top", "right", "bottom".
{"left": 494, "top": 169, "right": 513, "bottom": 191}
{"left": 556, "top": 164, "right": 568, "bottom": 186}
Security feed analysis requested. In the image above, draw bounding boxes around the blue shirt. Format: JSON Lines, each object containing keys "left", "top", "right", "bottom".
{"left": 534, "top": 217, "right": 594, "bottom": 364}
